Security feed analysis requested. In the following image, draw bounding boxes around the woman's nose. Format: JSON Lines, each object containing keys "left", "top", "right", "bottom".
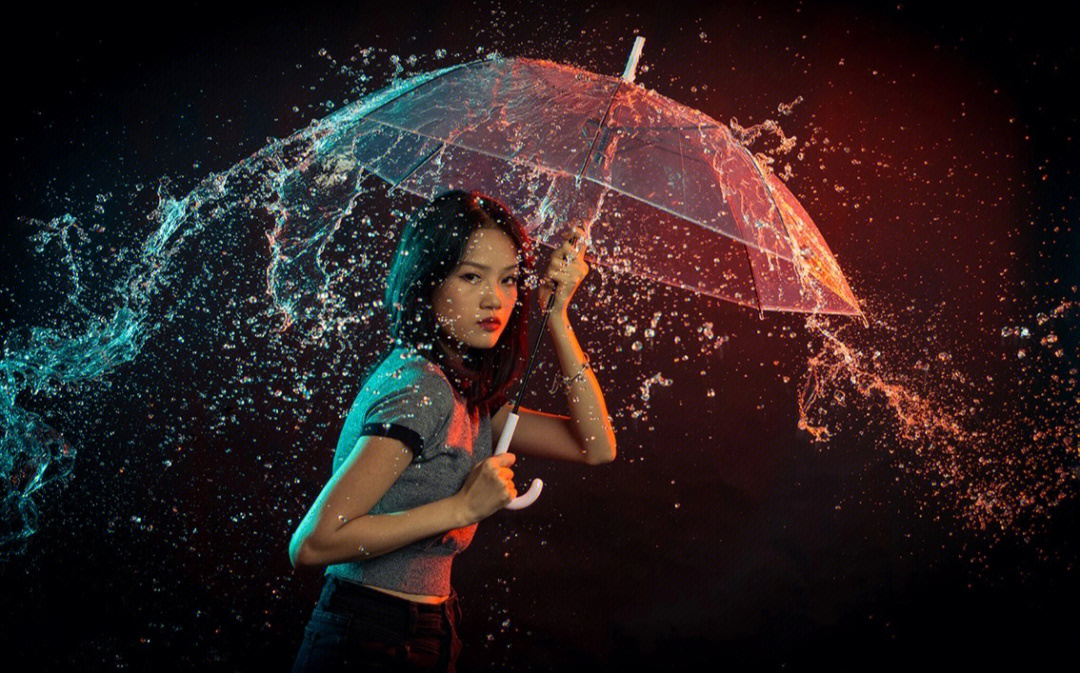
{"left": 480, "top": 281, "right": 508, "bottom": 307}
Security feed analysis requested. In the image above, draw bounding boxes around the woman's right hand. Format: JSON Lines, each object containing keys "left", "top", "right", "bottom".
{"left": 456, "top": 453, "right": 517, "bottom": 524}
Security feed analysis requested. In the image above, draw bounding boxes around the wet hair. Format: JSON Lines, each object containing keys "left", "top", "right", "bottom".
{"left": 382, "top": 189, "right": 535, "bottom": 412}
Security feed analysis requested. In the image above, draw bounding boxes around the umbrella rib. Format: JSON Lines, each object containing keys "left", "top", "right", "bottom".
{"left": 360, "top": 59, "right": 486, "bottom": 120}
{"left": 736, "top": 145, "right": 861, "bottom": 316}
{"left": 390, "top": 142, "right": 446, "bottom": 191}
{"left": 740, "top": 234, "right": 766, "bottom": 316}
{"left": 612, "top": 124, "right": 721, "bottom": 131}
{"left": 737, "top": 144, "right": 814, "bottom": 306}
{"left": 740, "top": 147, "right": 789, "bottom": 224}
{"left": 576, "top": 81, "right": 623, "bottom": 179}
{"left": 677, "top": 126, "right": 688, "bottom": 215}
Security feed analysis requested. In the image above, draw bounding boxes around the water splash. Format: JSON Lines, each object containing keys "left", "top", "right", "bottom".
{"left": 1, "top": 63, "right": 461, "bottom": 552}
{"left": 729, "top": 99, "right": 1077, "bottom": 541}
{"left": 797, "top": 303, "right": 1078, "bottom": 537}
{"left": 629, "top": 371, "right": 673, "bottom": 422}
{"left": 4, "top": 47, "right": 1071, "bottom": 566}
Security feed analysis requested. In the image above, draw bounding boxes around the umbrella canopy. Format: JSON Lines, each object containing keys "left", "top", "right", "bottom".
{"left": 301, "top": 43, "right": 861, "bottom": 317}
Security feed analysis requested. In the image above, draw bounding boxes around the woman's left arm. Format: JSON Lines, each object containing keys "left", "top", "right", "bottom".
{"left": 547, "top": 309, "right": 616, "bottom": 464}
{"left": 491, "top": 313, "right": 615, "bottom": 464}
{"left": 491, "top": 224, "right": 616, "bottom": 465}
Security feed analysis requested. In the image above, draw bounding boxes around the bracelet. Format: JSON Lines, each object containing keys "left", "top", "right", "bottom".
{"left": 549, "top": 353, "right": 591, "bottom": 394}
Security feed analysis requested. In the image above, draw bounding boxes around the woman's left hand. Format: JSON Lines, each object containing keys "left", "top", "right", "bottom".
{"left": 537, "top": 223, "right": 590, "bottom": 316}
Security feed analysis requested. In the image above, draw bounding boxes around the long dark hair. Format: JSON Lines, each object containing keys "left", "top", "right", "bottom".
{"left": 381, "top": 189, "right": 534, "bottom": 412}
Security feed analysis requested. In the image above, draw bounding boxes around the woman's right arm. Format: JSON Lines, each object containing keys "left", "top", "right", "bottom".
{"left": 289, "top": 436, "right": 517, "bottom": 568}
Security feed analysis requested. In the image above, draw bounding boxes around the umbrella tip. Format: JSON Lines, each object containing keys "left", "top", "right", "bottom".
{"left": 622, "top": 36, "right": 645, "bottom": 83}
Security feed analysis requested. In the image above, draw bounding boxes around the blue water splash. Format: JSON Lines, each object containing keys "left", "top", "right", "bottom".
{"left": 1, "top": 65, "right": 461, "bottom": 552}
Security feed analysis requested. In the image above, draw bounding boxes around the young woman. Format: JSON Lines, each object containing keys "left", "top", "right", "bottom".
{"left": 289, "top": 190, "right": 616, "bottom": 672}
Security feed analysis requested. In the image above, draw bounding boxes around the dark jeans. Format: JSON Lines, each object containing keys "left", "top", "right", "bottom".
{"left": 292, "top": 575, "right": 463, "bottom": 673}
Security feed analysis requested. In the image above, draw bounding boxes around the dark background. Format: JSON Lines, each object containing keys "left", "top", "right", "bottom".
{"left": 2, "top": 1, "right": 1077, "bottom": 671}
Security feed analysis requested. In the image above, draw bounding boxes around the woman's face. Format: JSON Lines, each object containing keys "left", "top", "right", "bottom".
{"left": 432, "top": 226, "right": 521, "bottom": 352}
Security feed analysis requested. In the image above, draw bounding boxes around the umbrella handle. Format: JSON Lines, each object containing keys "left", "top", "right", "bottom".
{"left": 491, "top": 231, "right": 588, "bottom": 513}
{"left": 493, "top": 410, "right": 543, "bottom": 509}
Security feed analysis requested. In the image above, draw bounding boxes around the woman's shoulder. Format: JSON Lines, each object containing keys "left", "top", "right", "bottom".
{"left": 367, "top": 346, "right": 454, "bottom": 396}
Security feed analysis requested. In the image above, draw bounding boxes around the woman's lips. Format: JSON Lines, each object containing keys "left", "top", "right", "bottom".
{"left": 478, "top": 319, "right": 501, "bottom": 332}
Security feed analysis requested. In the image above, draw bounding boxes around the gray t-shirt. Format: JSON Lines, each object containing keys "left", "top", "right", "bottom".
{"left": 324, "top": 346, "right": 493, "bottom": 596}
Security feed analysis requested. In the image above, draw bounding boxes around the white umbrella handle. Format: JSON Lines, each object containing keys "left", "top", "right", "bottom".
{"left": 493, "top": 411, "right": 543, "bottom": 509}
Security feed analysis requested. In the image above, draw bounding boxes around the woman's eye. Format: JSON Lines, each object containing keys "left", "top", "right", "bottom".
{"left": 503, "top": 276, "right": 519, "bottom": 285}
{"left": 461, "top": 273, "right": 480, "bottom": 281}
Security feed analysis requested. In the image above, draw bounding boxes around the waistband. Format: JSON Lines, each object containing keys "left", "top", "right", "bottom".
{"left": 323, "top": 574, "right": 462, "bottom": 625}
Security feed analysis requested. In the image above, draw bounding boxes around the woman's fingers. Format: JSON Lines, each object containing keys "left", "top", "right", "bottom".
{"left": 552, "top": 250, "right": 587, "bottom": 271}
{"left": 547, "top": 261, "right": 587, "bottom": 284}
{"left": 540, "top": 266, "right": 587, "bottom": 305}
{"left": 538, "top": 225, "right": 590, "bottom": 309}
{"left": 558, "top": 225, "right": 588, "bottom": 256}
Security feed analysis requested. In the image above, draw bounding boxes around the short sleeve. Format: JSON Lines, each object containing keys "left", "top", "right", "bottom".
{"left": 360, "top": 360, "right": 452, "bottom": 457}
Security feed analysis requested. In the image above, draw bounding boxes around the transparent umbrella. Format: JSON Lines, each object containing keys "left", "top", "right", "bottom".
{"left": 297, "top": 37, "right": 862, "bottom": 507}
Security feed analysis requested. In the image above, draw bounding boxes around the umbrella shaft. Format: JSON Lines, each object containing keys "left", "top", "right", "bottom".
{"left": 512, "top": 286, "right": 559, "bottom": 414}
{"left": 513, "top": 231, "right": 581, "bottom": 413}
